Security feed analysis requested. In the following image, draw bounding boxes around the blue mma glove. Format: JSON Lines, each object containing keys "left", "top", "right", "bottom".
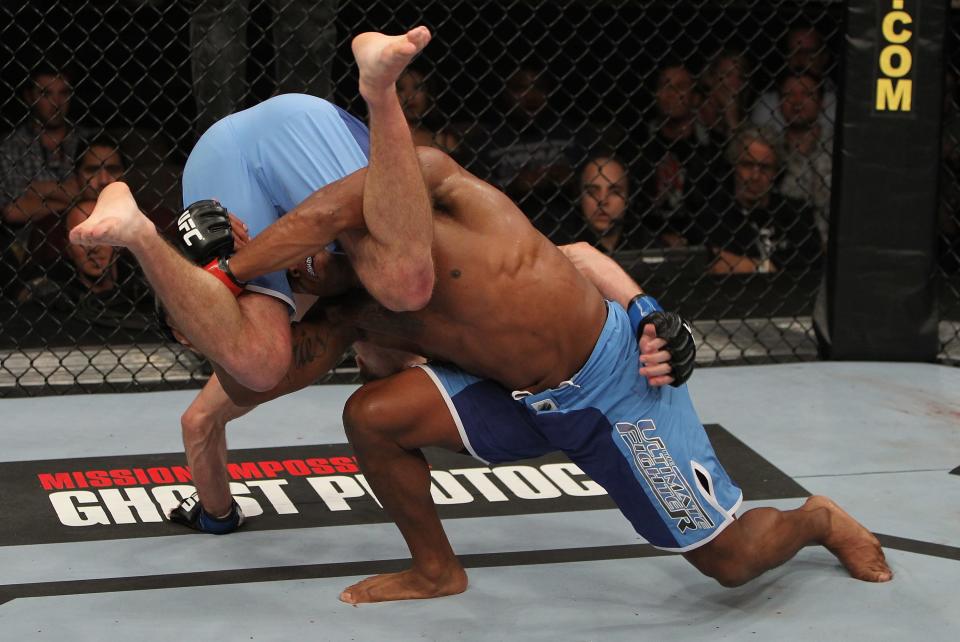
{"left": 168, "top": 492, "right": 245, "bottom": 535}
{"left": 627, "top": 294, "right": 696, "bottom": 387}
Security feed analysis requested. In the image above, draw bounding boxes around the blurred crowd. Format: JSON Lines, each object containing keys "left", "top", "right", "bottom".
{"left": 1, "top": 13, "right": 957, "bottom": 343}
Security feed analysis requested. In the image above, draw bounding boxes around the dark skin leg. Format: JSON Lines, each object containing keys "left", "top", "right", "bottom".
{"left": 340, "top": 367, "right": 469, "bottom": 603}
{"left": 684, "top": 496, "right": 892, "bottom": 586}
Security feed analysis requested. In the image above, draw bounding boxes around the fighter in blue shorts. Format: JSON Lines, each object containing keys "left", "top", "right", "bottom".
{"left": 74, "top": 28, "right": 891, "bottom": 600}
{"left": 417, "top": 299, "right": 740, "bottom": 552}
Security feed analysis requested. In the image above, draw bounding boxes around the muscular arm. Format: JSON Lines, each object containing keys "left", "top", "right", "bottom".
{"left": 2, "top": 178, "right": 77, "bottom": 224}
{"left": 227, "top": 170, "right": 367, "bottom": 283}
{"left": 559, "top": 242, "right": 685, "bottom": 387}
{"left": 227, "top": 148, "right": 462, "bottom": 309}
{"left": 558, "top": 242, "right": 643, "bottom": 307}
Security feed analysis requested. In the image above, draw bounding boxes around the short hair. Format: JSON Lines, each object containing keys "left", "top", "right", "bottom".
{"left": 726, "top": 126, "right": 785, "bottom": 168}
{"left": 25, "top": 60, "right": 75, "bottom": 91}
{"left": 74, "top": 135, "right": 127, "bottom": 174}
{"left": 655, "top": 57, "right": 692, "bottom": 89}
{"left": 777, "top": 71, "right": 824, "bottom": 99}
{"left": 784, "top": 21, "right": 823, "bottom": 47}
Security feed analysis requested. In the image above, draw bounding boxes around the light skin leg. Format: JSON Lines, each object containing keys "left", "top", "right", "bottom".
{"left": 339, "top": 367, "right": 469, "bottom": 603}
{"left": 69, "top": 183, "right": 291, "bottom": 391}
{"left": 178, "top": 309, "right": 360, "bottom": 517}
{"left": 347, "top": 27, "right": 436, "bottom": 312}
{"left": 684, "top": 496, "right": 892, "bottom": 585}
{"left": 180, "top": 375, "right": 255, "bottom": 517}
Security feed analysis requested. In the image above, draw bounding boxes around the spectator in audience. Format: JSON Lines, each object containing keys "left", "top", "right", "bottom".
{"left": 1, "top": 63, "right": 93, "bottom": 226}
{"left": 190, "top": 0, "right": 338, "bottom": 135}
{"left": 705, "top": 126, "right": 821, "bottom": 274}
{"left": 18, "top": 138, "right": 129, "bottom": 299}
{"left": 777, "top": 72, "right": 833, "bottom": 245}
{"left": 397, "top": 67, "right": 458, "bottom": 153}
{"left": 555, "top": 155, "right": 651, "bottom": 254}
{"left": 0, "top": 62, "right": 92, "bottom": 299}
{"left": 698, "top": 49, "right": 754, "bottom": 146}
{"left": 642, "top": 59, "right": 719, "bottom": 247}
{"left": 474, "top": 63, "right": 590, "bottom": 236}
{"left": 751, "top": 23, "right": 837, "bottom": 133}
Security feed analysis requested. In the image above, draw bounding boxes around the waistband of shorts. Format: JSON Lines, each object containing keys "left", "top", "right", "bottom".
{"left": 513, "top": 300, "right": 626, "bottom": 404}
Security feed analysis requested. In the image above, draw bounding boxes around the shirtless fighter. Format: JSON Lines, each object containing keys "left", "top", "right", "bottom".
{"left": 73, "top": 29, "right": 891, "bottom": 601}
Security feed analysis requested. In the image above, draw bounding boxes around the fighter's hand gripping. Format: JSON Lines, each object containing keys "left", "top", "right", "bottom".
{"left": 627, "top": 295, "right": 696, "bottom": 387}
{"left": 175, "top": 200, "right": 246, "bottom": 295}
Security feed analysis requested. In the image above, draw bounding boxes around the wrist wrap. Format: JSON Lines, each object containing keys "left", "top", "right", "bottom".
{"left": 203, "top": 256, "right": 245, "bottom": 296}
{"left": 627, "top": 294, "right": 663, "bottom": 336}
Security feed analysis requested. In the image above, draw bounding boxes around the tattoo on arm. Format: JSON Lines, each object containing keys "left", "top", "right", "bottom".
{"left": 287, "top": 326, "right": 330, "bottom": 383}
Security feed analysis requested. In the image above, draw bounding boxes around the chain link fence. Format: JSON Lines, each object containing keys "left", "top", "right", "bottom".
{"left": 939, "top": 9, "right": 960, "bottom": 366}
{"left": 0, "top": 0, "right": 928, "bottom": 396}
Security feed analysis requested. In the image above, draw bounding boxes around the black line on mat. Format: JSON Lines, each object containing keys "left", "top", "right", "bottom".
{"left": 875, "top": 534, "right": 960, "bottom": 561}
{"left": 2, "top": 533, "right": 958, "bottom": 605}
{"left": 0, "top": 544, "right": 672, "bottom": 605}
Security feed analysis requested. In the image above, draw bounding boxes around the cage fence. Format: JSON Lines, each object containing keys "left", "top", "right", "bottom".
{"left": 0, "top": 0, "right": 953, "bottom": 396}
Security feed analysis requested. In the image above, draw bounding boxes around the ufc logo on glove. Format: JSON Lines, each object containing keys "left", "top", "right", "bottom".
{"left": 178, "top": 210, "right": 205, "bottom": 247}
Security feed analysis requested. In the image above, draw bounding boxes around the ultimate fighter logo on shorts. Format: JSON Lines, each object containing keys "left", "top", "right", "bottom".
{"left": 615, "top": 419, "right": 714, "bottom": 533}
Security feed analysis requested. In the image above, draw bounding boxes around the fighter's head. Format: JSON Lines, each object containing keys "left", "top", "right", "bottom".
{"left": 288, "top": 251, "right": 358, "bottom": 297}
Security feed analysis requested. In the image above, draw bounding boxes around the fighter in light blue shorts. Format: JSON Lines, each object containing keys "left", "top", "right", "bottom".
{"left": 417, "top": 301, "right": 743, "bottom": 552}
{"left": 182, "top": 94, "right": 370, "bottom": 311}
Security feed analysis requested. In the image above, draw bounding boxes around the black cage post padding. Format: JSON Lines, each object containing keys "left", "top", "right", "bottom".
{"left": 829, "top": 0, "right": 947, "bottom": 360}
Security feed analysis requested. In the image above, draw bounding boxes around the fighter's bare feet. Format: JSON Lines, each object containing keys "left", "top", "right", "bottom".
{"left": 339, "top": 565, "right": 467, "bottom": 604}
{"left": 69, "top": 182, "right": 156, "bottom": 250}
{"left": 352, "top": 27, "right": 432, "bottom": 101}
{"left": 804, "top": 495, "right": 893, "bottom": 582}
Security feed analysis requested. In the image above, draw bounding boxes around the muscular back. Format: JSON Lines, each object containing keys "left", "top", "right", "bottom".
{"left": 349, "top": 148, "right": 607, "bottom": 391}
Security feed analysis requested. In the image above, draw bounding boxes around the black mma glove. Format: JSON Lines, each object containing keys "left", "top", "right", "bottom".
{"left": 627, "top": 294, "right": 696, "bottom": 387}
{"left": 175, "top": 200, "right": 245, "bottom": 295}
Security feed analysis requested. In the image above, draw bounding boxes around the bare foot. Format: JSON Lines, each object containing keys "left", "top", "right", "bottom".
{"left": 804, "top": 495, "right": 893, "bottom": 582}
{"left": 339, "top": 566, "right": 467, "bottom": 604}
{"left": 69, "top": 182, "right": 155, "bottom": 250}
{"left": 352, "top": 27, "right": 432, "bottom": 101}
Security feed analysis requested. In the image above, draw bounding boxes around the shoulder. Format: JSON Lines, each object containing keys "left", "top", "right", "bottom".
{"left": 0, "top": 125, "right": 32, "bottom": 153}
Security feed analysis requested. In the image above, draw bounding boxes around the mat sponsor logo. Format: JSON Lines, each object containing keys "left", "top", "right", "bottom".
{"left": 0, "top": 445, "right": 612, "bottom": 544}
{"left": 0, "top": 425, "right": 801, "bottom": 546}
{"left": 615, "top": 419, "right": 713, "bottom": 533}
{"left": 875, "top": 0, "right": 914, "bottom": 112}
{"left": 40, "top": 461, "right": 605, "bottom": 528}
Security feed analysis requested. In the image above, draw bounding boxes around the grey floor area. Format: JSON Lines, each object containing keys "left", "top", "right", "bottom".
{"left": 0, "top": 362, "right": 958, "bottom": 641}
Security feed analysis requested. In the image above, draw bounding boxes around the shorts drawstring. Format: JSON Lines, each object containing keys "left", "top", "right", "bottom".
{"left": 512, "top": 379, "right": 582, "bottom": 402}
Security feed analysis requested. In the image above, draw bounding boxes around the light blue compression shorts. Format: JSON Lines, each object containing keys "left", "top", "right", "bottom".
{"left": 417, "top": 301, "right": 743, "bottom": 552}
{"left": 182, "top": 94, "right": 369, "bottom": 311}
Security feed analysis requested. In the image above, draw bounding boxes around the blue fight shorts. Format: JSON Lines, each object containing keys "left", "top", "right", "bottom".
{"left": 182, "top": 94, "right": 369, "bottom": 311}
{"left": 417, "top": 301, "right": 743, "bottom": 552}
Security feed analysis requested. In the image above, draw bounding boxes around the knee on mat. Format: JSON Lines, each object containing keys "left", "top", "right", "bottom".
{"left": 700, "top": 562, "right": 752, "bottom": 588}
{"left": 685, "top": 542, "right": 753, "bottom": 588}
